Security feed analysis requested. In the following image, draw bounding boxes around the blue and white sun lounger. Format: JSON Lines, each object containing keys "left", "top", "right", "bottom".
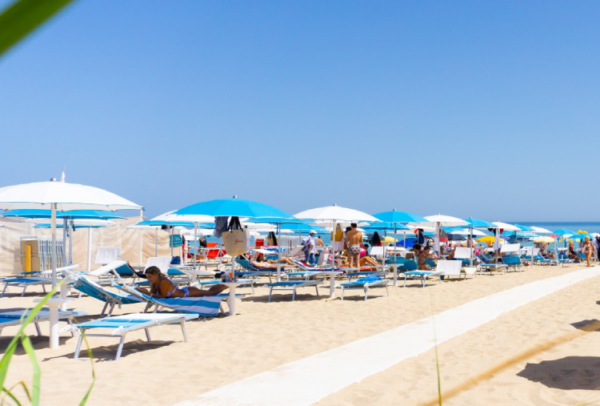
{"left": 401, "top": 270, "right": 444, "bottom": 288}
{"left": 267, "top": 280, "right": 322, "bottom": 302}
{"left": 0, "top": 309, "right": 87, "bottom": 337}
{"left": 114, "top": 284, "right": 226, "bottom": 316}
{"left": 338, "top": 276, "right": 390, "bottom": 301}
{"left": 1, "top": 277, "right": 51, "bottom": 297}
{"left": 72, "top": 275, "right": 143, "bottom": 316}
{"left": 73, "top": 313, "right": 198, "bottom": 361}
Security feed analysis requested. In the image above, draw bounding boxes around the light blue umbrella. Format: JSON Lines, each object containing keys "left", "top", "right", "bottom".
{"left": 175, "top": 197, "right": 292, "bottom": 266}
{"left": 553, "top": 228, "right": 576, "bottom": 236}
{"left": 175, "top": 197, "right": 292, "bottom": 219}
{"left": 465, "top": 218, "right": 494, "bottom": 229}
{"left": 1, "top": 209, "right": 124, "bottom": 219}
{"left": 373, "top": 210, "right": 427, "bottom": 224}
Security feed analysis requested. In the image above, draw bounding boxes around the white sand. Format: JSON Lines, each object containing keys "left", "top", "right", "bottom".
{"left": 0, "top": 263, "right": 598, "bottom": 405}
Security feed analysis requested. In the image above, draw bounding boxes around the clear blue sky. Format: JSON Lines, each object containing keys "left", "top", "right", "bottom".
{"left": 1, "top": 1, "right": 598, "bottom": 221}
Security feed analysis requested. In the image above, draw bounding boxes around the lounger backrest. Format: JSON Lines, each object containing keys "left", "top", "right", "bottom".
{"left": 87, "top": 260, "right": 128, "bottom": 277}
{"left": 316, "top": 252, "right": 328, "bottom": 266}
{"left": 289, "top": 246, "right": 303, "bottom": 257}
{"left": 401, "top": 260, "right": 418, "bottom": 271}
{"left": 95, "top": 247, "right": 121, "bottom": 264}
{"left": 503, "top": 256, "right": 521, "bottom": 265}
{"left": 437, "top": 260, "right": 462, "bottom": 276}
{"left": 501, "top": 243, "right": 520, "bottom": 254}
{"left": 454, "top": 247, "right": 473, "bottom": 259}
{"left": 369, "top": 247, "right": 385, "bottom": 259}
{"left": 145, "top": 257, "right": 172, "bottom": 274}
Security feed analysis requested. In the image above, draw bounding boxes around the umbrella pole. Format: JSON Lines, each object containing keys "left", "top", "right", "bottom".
{"left": 470, "top": 227, "right": 474, "bottom": 267}
{"left": 434, "top": 223, "right": 440, "bottom": 255}
{"left": 155, "top": 228, "right": 158, "bottom": 256}
{"left": 49, "top": 203, "right": 61, "bottom": 349}
{"left": 170, "top": 227, "right": 174, "bottom": 257}
{"left": 87, "top": 227, "right": 93, "bottom": 271}
{"left": 68, "top": 220, "right": 73, "bottom": 265}
{"left": 62, "top": 217, "right": 67, "bottom": 267}
{"left": 194, "top": 222, "right": 198, "bottom": 270}
{"left": 331, "top": 220, "right": 337, "bottom": 267}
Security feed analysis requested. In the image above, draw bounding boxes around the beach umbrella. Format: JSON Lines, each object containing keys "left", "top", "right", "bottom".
{"left": 533, "top": 236, "right": 555, "bottom": 244}
{"left": 530, "top": 226, "right": 552, "bottom": 234}
{"left": 552, "top": 228, "right": 576, "bottom": 236}
{"left": 175, "top": 197, "right": 292, "bottom": 266}
{"left": 463, "top": 218, "right": 494, "bottom": 266}
{"left": 175, "top": 197, "right": 291, "bottom": 219}
{"left": 513, "top": 224, "right": 535, "bottom": 232}
{"left": 372, "top": 211, "right": 424, "bottom": 263}
{"left": 0, "top": 180, "right": 141, "bottom": 349}
{"left": 418, "top": 214, "right": 468, "bottom": 254}
{"left": 372, "top": 210, "right": 428, "bottom": 224}
{"left": 477, "top": 236, "right": 505, "bottom": 244}
{"left": 295, "top": 205, "right": 378, "bottom": 265}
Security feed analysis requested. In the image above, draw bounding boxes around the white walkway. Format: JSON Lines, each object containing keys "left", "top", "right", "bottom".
{"left": 175, "top": 266, "right": 600, "bottom": 406}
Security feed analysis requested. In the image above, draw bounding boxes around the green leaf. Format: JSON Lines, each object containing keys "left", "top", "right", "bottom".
{"left": 1, "top": 386, "right": 23, "bottom": 406}
{"left": 0, "top": 0, "right": 76, "bottom": 58}
{"left": 0, "top": 282, "right": 60, "bottom": 390}
{"left": 20, "top": 335, "right": 40, "bottom": 405}
{"left": 78, "top": 332, "right": 96, "bottom": 406}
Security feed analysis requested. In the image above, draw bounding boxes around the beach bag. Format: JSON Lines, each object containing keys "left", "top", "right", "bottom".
{"left": 222, "top": 230, "right": 248, "bottom": 257}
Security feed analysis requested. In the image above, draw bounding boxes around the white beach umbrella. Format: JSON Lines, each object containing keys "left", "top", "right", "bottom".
{"left": 418, "top": 214, "right": 468, "bottom": 254}
{"left": 449, "top": 228, "right": 486, "bottom": 236}
{"left": 294, "top": 205, "right": 379, "bottom": 223}
{"left": 491, "top": 221, "right": 521, "bottom": 232}
{"left": 530, "top": 226, "right": 552, "bottom": 234}
{"left": 0, "top": 180, "right": 141, "bottom": 349}
{"left": 295, "top": 205, "right": 378, "bottom": 265}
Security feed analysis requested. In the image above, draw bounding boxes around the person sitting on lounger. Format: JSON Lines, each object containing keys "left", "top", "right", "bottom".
{"left": 251, "top": 254, "right": 296, "bottom": 268}
{"left": 137, "top": 266, "right": 227, "bottom": 298}
{"left": 339, "top": 255, "right": 379, "bottom": 268}
{"left": 413, "top": 243, "right": 435, "bottom": 270}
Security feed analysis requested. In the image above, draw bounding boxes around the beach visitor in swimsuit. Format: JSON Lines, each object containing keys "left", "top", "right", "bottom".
{"left": 583, "top": 236, "right": 595, "bottom": 268}
{"left": 137, "top": 266, "right": 227, "bottom": 298}
{"left": 345, "top": 223, "right": 363, "bottom": 269}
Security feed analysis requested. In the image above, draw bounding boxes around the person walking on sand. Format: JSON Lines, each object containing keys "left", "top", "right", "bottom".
{"left": 345, "top": 223, "right": 363, "bottom": 269}
{"left": 583, "top": 236, "right": 595, "bottom": 267}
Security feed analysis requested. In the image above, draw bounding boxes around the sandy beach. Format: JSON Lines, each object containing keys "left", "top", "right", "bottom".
{"left": 0, "top": 262, "right": 598, "bottom": 405}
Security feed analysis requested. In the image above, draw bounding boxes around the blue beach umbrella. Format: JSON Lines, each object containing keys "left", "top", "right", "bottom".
{"left": 464, "top": 218, "right": 495, "bottom": 229}
{"left": 553, "top": 228, "right": 576, "bottom": 236}
{"left": 373, "top": 210, "right": 428, "bottom": 224}
{"left": 1, "top": 209, "right": 124, "bottom": 220}
{"left": 175, "top": 197, "right": 292, "bottom": 219}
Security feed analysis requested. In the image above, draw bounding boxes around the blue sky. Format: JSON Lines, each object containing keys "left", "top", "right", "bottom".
{"left": 1, "top": 1, "right": 598, "bottom": 220}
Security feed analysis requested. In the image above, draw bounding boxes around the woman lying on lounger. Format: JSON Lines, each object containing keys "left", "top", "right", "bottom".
{"left": 137, "top": 266, "right": 227, "bottom": 298}
{"left": 250, "top": 254, "right": 296, "bottom": 269}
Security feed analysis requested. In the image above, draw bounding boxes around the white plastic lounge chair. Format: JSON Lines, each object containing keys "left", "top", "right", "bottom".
{"left": 437, "top": 260, "right": 465, "bottom": 280}
{"left": 267, "top": 280, "right": 322, "bottom": 302}
{"left": 454, "top": 248, "right": 477, "bottom": 277}
{"left": 71, "top": 274, "right": 143, "bottom": 316}
{"left": 0, "top": 309, "right": 87, "bottom": 337}
{"left": 73, "top": 313, "right": 198, "bottom": 361}
{"left": 1, "top": 265, "right": 81, "bottom": 297}
{"left": 113, "top": 284, "right": 228, "bottom": 316}
{"left": 337, "top": 277, "right": 390, "bottom": 301}
{"left": 401, "top": 270, "right": 444, "bottom": 288}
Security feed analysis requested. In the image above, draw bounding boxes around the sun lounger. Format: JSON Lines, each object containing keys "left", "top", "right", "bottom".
{"left": 73, "top": 313, "right": 198, "bottom": 361}
{"left": 235, "top": 258, "right": 278, "bottom": 281}
{"left": 437, "top": 260, "right": 464, "bottom": 280}
{"left": 502, "top": 256, "right": 523, "bottom": 272}
{"left": 113, "top": 284, "right": 228, "bottom": 316}
{"left": 267, "top": 280, "right": 322, "bottom": 301}
{"left": 1, "top": 277, "right": 51, "bottom": 297}
{"left": 345, "top": 267, "right": 388, "bottom": 281}
{"left": 72, "top": 274, "right": 143, "bottom": 316}
{"left": 476, "top": 255, "right": 507, "bottom": 275}
{"left": 337, "top": 276, "right": 390, "bottom": 301}
{"left": 193, "top": 278, "right": 258, "bottom": 295}
{"left": 534, "top": 255, "right": 555, "bottom": 266}
{"left": 401, "top": 270, "right": 443, "bottom": 288}
{"left": 0, "top": 309, "right": 87, "bottom": 337}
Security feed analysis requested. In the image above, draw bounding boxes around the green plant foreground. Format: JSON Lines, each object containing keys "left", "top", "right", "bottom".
{"left": 0, "top": 282, "right": 95, "bottom": 405}
{"left": 0, "top": 0, "right": 76, "bottom": 58}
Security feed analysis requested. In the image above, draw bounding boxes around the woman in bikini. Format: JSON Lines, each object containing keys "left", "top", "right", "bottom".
{"left": 137, "top": 266, "right": 227, "bottom": 298}
{"left": 583, "top": 236, "right": 596, "bottom": 268}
